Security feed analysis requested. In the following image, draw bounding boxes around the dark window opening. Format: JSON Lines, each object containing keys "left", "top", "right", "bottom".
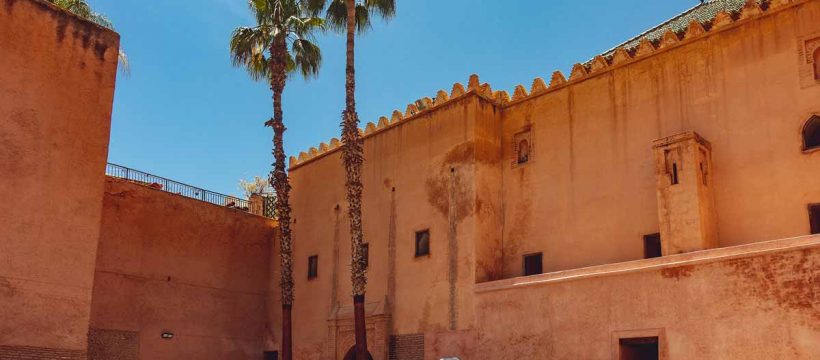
{"left": 810, "top": 204, "right": 820, "bottom": 235}
{"left": 670, "top": 163, "right": 679, "bottom": 185}
{"left": 644, "top": 233, "right": 662, "bottom": 259}
{"left": 619, "top": 337, "right": 659, "bottom": 360}
{"left": 307, "top": 255, "right": 318, "bottom": 280}
{"left": 415, "top": 230, "right": 430, "bottom": 257}
{"left": 362, "top": 243, "right": 369, "bottom": 269}
{"left": 814, "top": 47, "right": 820, "bottom": 81}
{"left": 264, "top": 351, "right": 279, "bottom": 360}
{"left": 803, "top": 115, "right": 820, "bottom": 151}
{"left": 523, "top": 253, "right": 543, "bottom": 276}
{"left": 517, "top": 139, "right": 530, "bottom": 164}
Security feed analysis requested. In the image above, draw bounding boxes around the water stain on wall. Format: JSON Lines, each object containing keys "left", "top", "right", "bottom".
{"left": 661, "top": 265, "right": 695, "bottom": 279}
{"left": 425, "top": 142, "right": 476, "bottom": 222}
{"left": 725, "top": 248, "right": 819, "bottom": 330}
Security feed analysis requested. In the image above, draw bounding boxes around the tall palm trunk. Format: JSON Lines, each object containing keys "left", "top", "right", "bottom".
{"left": 341, "top": 0, "right": 369, "bottom": 359}
{"left": 269, "top": 34, "right": 295, "bottom": 360}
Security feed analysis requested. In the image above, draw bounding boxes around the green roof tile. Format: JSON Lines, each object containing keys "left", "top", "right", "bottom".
{"left": 595, "top": 0, "right": 761, "bottom": 61}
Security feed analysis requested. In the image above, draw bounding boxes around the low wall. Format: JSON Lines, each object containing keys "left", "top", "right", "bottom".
{"left": 0, "top": 0, "right": 119, "bottom": 356}
{"left": 473, "top": 235, "right": 820, "bottom": 360}
{"left": 89, "top": 178, "right": 278, "bottom": 360}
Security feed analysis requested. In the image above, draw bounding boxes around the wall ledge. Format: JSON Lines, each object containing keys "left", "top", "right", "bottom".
{"left": 475, "top": 234, "right": 820, "bottom": 293}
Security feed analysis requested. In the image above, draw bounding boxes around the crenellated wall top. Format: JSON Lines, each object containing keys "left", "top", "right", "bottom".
{"left": 289, "top": 0, "right": 798, "bottom": 169}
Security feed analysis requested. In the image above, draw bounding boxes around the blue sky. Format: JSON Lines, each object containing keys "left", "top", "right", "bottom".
{"left": 95, "top": 0, "right": 700, "bottom": 197}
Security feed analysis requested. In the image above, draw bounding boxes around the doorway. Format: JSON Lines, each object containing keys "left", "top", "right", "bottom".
{"left": 619, "top": 337, "right": 659, "bottom": 360}
{"left": 343, "top": 346, "right": 373, "bottom": 360}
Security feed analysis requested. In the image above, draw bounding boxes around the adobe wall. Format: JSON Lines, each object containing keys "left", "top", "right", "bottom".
{"left": 88, "top": 178, "right": 278, "bottom": 360}
{"left": 473, "top": 235, "right": 820, "bottom": 359}
{"left": 499, "top": 0, "right": 820, "bottom": 276}
{"left": 288, "top": 94, "right": 502, "bottom": 359}
{"left": 0, "top": 0, "right": 119, "bottom": 357}
{"left": 280, "top": 1, "right": 820, "bottom": 358}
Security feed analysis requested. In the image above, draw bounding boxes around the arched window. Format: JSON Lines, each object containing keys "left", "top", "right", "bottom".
{"left": 804, "top": 115, "right": 820, "bottom": 151}
{"left": 814, "top": 47, "right": 820, "bottom": 80}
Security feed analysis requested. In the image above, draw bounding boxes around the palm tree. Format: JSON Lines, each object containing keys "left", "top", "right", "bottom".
{"left": 230, "top": 1, "right": 323, "bottom": 359}
{"left": 46, "top": 0, "right": 130, "bottom": 74}
{"left": 307, "top": 1, "right": 395, "bottom": 359}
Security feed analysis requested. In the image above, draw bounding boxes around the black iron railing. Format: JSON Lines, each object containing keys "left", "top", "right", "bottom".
{"left": 105, "top": 163, "right": 252, "bottom": 212}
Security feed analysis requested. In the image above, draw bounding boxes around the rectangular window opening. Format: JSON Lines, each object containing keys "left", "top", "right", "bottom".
{"left": 523, "top": 253, "right": 543, "bottom": 276}
{"left": 619, "top": 337, "right": 659, "bottom": 360}
{"left": 264, "top": 351, "right": 279, "bottom": 360}
{"left": 415, "top": 230, "right": 430, "bottom": 257}
{"left": 810, "top": 204, "right": 820, "bottom": 235}
{"left": 671, "top": 163, "right": 679, "bottom": 185}
{"left": 643, "top": 233, "right": 662, "bottom": 259}
{"left": 307, "top": 255, "right": 318, "bottom": 280}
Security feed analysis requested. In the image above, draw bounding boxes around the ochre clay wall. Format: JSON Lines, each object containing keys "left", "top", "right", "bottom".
{"left": 89, "top": 178, "right": 278, "bottom": 360}
{"left": 474, "top": 235, "right": 820, "bottom": 360}
{"left": 288, "top": 94, "right": 501, "bottom": 359}
{"left": 499, "top": 0, "right": 820, "bottom": 276}
{"left": 284, "top": 1, "right": 820, "bottom": 359}
{"left": 0, "top": 0, "right": 119, "bottom": 357}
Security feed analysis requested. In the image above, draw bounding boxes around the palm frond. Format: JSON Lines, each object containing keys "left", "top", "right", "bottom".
{"left": 231, "top": 0, "right": 324, "bottom": 82}
{"left": 117, "top": 50, "right": 131, "bottom": 77}
{"left": 291, "top": 38, "right": 322, "bottom": 79}
{"left": 322, "top": 0, "right": 393, "bottom": 34}
{"left": 355, "top": 4, "right": 371, "bottom": 33}
{"left": 230, "top": 26, "right": 273, "bottom": 82}
{"left": 301, "top": 0, "right": 327, "bottom": 17}
{"left": 324, "top": 0, "right": 347, "bottom": 32}
{"left": 365, "top": 0, "right": 395, "bottom": 20}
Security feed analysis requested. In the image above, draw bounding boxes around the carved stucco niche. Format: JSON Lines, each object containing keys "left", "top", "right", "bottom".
{"left": 798, "top": 33, "right": 820, "bottom": 88}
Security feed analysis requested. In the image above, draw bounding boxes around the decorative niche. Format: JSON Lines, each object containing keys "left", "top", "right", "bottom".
{"left": 798, "top": 34, "right": 820, "bottom": 88}
{"left": 512, "top": 127, "right": 533, "bottom": 167}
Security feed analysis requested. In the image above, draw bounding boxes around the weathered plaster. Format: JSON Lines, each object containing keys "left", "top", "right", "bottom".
{"left": 0, "top": 0, "right": 118, "bottom": 353}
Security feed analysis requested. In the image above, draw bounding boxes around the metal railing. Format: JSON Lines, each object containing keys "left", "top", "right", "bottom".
{"left": 105, "top": 163, "right": 251, "bottom": 212}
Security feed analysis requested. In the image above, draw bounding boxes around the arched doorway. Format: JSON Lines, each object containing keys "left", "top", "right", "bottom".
{"left": 342, "top": 346, "right": 373, "bottom": 360}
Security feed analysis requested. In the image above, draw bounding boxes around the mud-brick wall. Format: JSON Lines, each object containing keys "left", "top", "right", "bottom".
{"left": 0, "top": 0, "right": 119, "bottom": 357}
{"left": 89, "top": 178, "right": 278, "bottom": 360}
{"left": 474, "top": 236, "right": 820, "bottom": 360}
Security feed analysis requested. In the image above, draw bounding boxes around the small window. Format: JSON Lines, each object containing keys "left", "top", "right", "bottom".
{"left": 664, "top": 149, "right": 680, "bottom": 185}
{"left": 264, "top": 351, "right": 279, "bottom": 360}
{"left": 803, "top": 115, "right": 820, "bottom": 151}
{"left": 523, "top": 253, "right": 543, "bottom": 276}
{"left": 643, "top": 233, "right": 662, "bottom": 259}
{"left": 814, "top": 47, "right": 820, "bottom": 81}
{"left": 517, "top": 139, "right": 530, "bottom": 164}
{"left": 619, "top": 337, "right": 659, "bottom": 360}
{"left": 415, "top": 230, "right": 430, "bottom": 257}
{"left": 307, "top": 255, "right": 318, "bottom": 280}
{"left": 362, "top": 243, "right": 370, "bottom": 269}
{"left": 810, "top": 204, "right": 820, "bottom": 235}
{"left": 670, "top": 163, "right": 679, "bottom": 185}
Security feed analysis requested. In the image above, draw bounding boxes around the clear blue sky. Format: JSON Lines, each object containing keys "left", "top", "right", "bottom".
{"left": 96, "top": 0, "right": 701, "bottom": 198}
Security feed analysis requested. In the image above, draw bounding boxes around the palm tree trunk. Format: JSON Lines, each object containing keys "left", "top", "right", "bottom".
{"left": 269, "top": 35, "right": 294, "bottom": 360}
{"left": 341, "top": 1, "right": 369, "bottom": 359}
